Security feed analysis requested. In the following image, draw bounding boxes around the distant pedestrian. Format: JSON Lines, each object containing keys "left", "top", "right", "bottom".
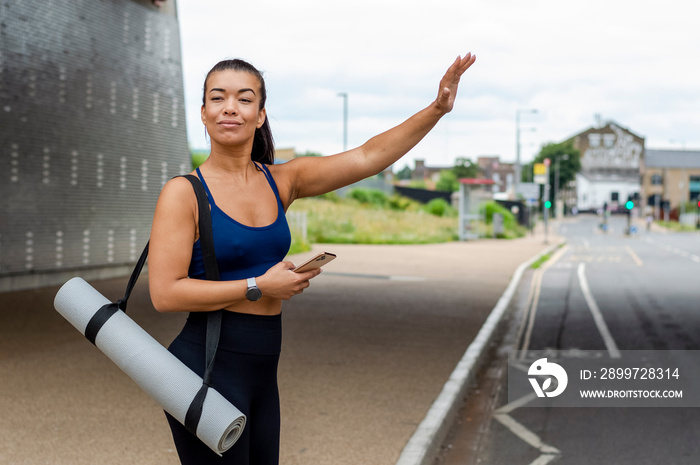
{"left": 646, "top": 214, "right": 653, "bottom": 231}
{"left": 148, "top": 53, "right": 477, "bottom": 464}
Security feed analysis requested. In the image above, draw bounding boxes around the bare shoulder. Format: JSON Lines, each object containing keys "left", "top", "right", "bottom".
{"left": 154, "top": 175, "right": 198, "bottom": 216}
{"left": 160, "top": 174, "right": 197, "bottom": 199}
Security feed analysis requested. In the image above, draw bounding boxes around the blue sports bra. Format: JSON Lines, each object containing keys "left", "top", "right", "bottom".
{"left": 188, "top": 163, "right": 291, "bottom": 281}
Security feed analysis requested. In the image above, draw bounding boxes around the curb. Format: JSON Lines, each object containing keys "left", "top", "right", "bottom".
{"left": 395, "top": 239, "right": 565, "bottom": 465}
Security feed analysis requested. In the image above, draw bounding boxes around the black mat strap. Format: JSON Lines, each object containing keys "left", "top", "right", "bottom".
{"left": 117, "top": 241, "right": 150, "bottom": 312}
{"left": 181, "top": 174, "right": 224, "bottom": 436}
{"left": 83, "top": 241, "right": 149, "bottom": 344}
{"left": 84, "top": 302, "right": 120, "bottom": 345}
{"left": 80, "top": 174, "right": 225, "bottom": 437}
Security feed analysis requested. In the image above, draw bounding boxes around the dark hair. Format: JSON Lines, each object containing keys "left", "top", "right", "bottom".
{"left": 202, "top": 59, "right": 275, "bottom": 165}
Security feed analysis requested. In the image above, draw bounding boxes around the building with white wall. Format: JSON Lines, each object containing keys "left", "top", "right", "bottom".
{"left": 568, "top": 121, "right": 644, "bottom": 212}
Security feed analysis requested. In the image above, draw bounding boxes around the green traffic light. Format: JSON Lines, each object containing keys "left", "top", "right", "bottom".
{"left": 545, "top": 201, "right": 552, "bottom": 209}
{"left": 625, "top": 200, "right": 634, "bottom": 210}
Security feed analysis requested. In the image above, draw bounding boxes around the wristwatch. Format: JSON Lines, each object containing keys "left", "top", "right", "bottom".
{"left": 245, "top": 277, "right": 262, "bottom": 301}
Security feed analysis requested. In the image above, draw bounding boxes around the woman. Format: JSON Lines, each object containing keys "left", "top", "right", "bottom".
{"left": 149, "top": 53, "right": 476, "bottom": 464}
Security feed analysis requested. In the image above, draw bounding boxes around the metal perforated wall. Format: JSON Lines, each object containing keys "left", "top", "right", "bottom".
{"left": 0, "top": 0, "right": 191, "bottom": 291}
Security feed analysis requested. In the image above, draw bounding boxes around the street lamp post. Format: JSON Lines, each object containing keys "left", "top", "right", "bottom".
{"left": 337, "top": 92, "right": 348, "bottom": 152}
{"left": 515, "top": 108, "right": 538, "bottom": 194}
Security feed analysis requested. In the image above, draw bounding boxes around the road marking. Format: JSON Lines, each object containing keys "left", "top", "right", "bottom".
{"left": 494, "top": 392, "right": 538, "bottom": 414}
{"left": 644, "top": 237, "right": 700, "bottom": 264}
{"left": 517, "top": 269, "right": 544, "bottom": 359}
{"left": 518, "top": 245, "right": 570, "bottom": 359}
{"left": 624, "top": 245, "right": 643, "bottom": 266}
{"left": 577, "top": 263, "right": 621, "bottom": 358}
{"left": 493, "top": 412, "right": 561, "bottom": 455}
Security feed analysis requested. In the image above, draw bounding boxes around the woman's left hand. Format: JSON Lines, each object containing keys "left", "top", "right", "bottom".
{"left": 434, "top": 52, "right": 477, "bottom": 115}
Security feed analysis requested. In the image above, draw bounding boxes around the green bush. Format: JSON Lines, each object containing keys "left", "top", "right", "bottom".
{"left": 435, "top": 170, "right": 459, "bottom": 192}
{"left": 318, "top": 191, "right": 341, "bottom": 202}
{"left": 288, "top": 235, "right": 312, "bottom": 255}
{"left": 348, "top": 188, "right": 390, "bottom": 207}
{"left": 387, "top": 194, "right": 417, "bottom": 211}
{"left": 480, "top": 201, "right": 527, "bottom": 239}
{"left": 423, "top": 198, "right": 456, "bottom": 217}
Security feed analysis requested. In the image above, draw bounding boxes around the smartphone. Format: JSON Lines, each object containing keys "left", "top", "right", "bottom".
{"left": 293, "top": 252, "right": 336, "bottom": 273}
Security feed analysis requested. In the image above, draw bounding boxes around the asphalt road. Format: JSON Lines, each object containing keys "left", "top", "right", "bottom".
{"left": 437, "top": 214, "right": 700, "bottom": 465}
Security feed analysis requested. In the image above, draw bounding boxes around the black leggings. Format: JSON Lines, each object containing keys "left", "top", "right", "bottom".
{"left": 165, "top": 311, "right": 282, "bottom": 465}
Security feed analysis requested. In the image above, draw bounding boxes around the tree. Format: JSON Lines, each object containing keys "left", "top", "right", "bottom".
{"left": 433, "top": 157, "right": 481, "bottom": 192}
{"left": 436, "top": 170, "right": 459, "bottom": 192}
{"left": 452, "top": 157, "right": 480, "bottom": 179}
{"left": 527, "top": 141, "right": 581, "bottom": 190}
{"left": 396, "top": 165, "right": 413, "bottom": 180}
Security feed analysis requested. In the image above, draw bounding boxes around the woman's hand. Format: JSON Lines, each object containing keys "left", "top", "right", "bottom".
{"left": 256, "top": 261, "right": 322, "bottom": 301}
{"left": 434, "top": 52, "right": 477, "bottom": 115}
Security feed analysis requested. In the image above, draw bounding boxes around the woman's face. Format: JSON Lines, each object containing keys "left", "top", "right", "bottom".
{"left": 201, "top": 69, "right": 266, "bottom": 148}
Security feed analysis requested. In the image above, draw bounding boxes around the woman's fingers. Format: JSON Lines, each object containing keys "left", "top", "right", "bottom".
{"left": 436, "top": 52, "right": 476, "bottom": 113}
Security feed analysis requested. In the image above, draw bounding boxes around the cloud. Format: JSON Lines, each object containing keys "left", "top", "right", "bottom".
{"left": 177, "top": 0, "right": 700, "bottom": 167}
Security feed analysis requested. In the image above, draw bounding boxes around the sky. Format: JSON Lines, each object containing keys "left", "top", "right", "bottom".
{"left": 175, "top": 0, "right": 700, "bottom": 171}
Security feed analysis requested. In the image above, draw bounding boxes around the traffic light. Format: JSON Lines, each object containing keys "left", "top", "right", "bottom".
{"left": 625, "top": 200, "right": 634, "bottom": 210}
{"left": 544, "top": 200, "right": 552, "bottom": 209}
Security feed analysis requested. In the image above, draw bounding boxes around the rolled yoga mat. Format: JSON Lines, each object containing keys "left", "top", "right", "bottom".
{"left": 54, "top": 277, "right": 246, "bottom": 456}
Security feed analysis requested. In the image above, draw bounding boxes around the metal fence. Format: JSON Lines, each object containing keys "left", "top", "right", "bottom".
{"left": 287, "top": 211, "right": 308, "bottom": 244}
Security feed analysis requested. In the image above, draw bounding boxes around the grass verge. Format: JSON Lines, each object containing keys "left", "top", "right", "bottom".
{"left": 287, "top": 196, "right": 459, "bottom": 246}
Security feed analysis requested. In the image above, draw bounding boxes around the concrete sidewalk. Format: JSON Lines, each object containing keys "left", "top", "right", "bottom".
{"left": 0, "top": 226, "right": 558, "bottom": 464}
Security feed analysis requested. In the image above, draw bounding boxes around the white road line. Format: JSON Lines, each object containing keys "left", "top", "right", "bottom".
{"left": 577, "top": 263, "right": 621, "bottom": 358}
{"left": 493, "top": 413, "right": 561, "bottom": 454}
{"left": 494, "top": 392, "right": 538, "bottom": 414}
{"left": 642, "top": 237, "right": 700, "bottom": 264}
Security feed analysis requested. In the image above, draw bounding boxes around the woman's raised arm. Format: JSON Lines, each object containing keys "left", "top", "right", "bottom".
{"left": 277, "top": 53, "right": 476, "bottom": 203}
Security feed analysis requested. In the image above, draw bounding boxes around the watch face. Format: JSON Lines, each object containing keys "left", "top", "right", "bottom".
{"left": 246, "top": 287, "right": 262, "bottom": 301}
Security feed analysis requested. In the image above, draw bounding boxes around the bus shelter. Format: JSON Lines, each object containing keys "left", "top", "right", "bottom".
{"left": 458, "top": 178, "right": 495, "bottom": 240}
